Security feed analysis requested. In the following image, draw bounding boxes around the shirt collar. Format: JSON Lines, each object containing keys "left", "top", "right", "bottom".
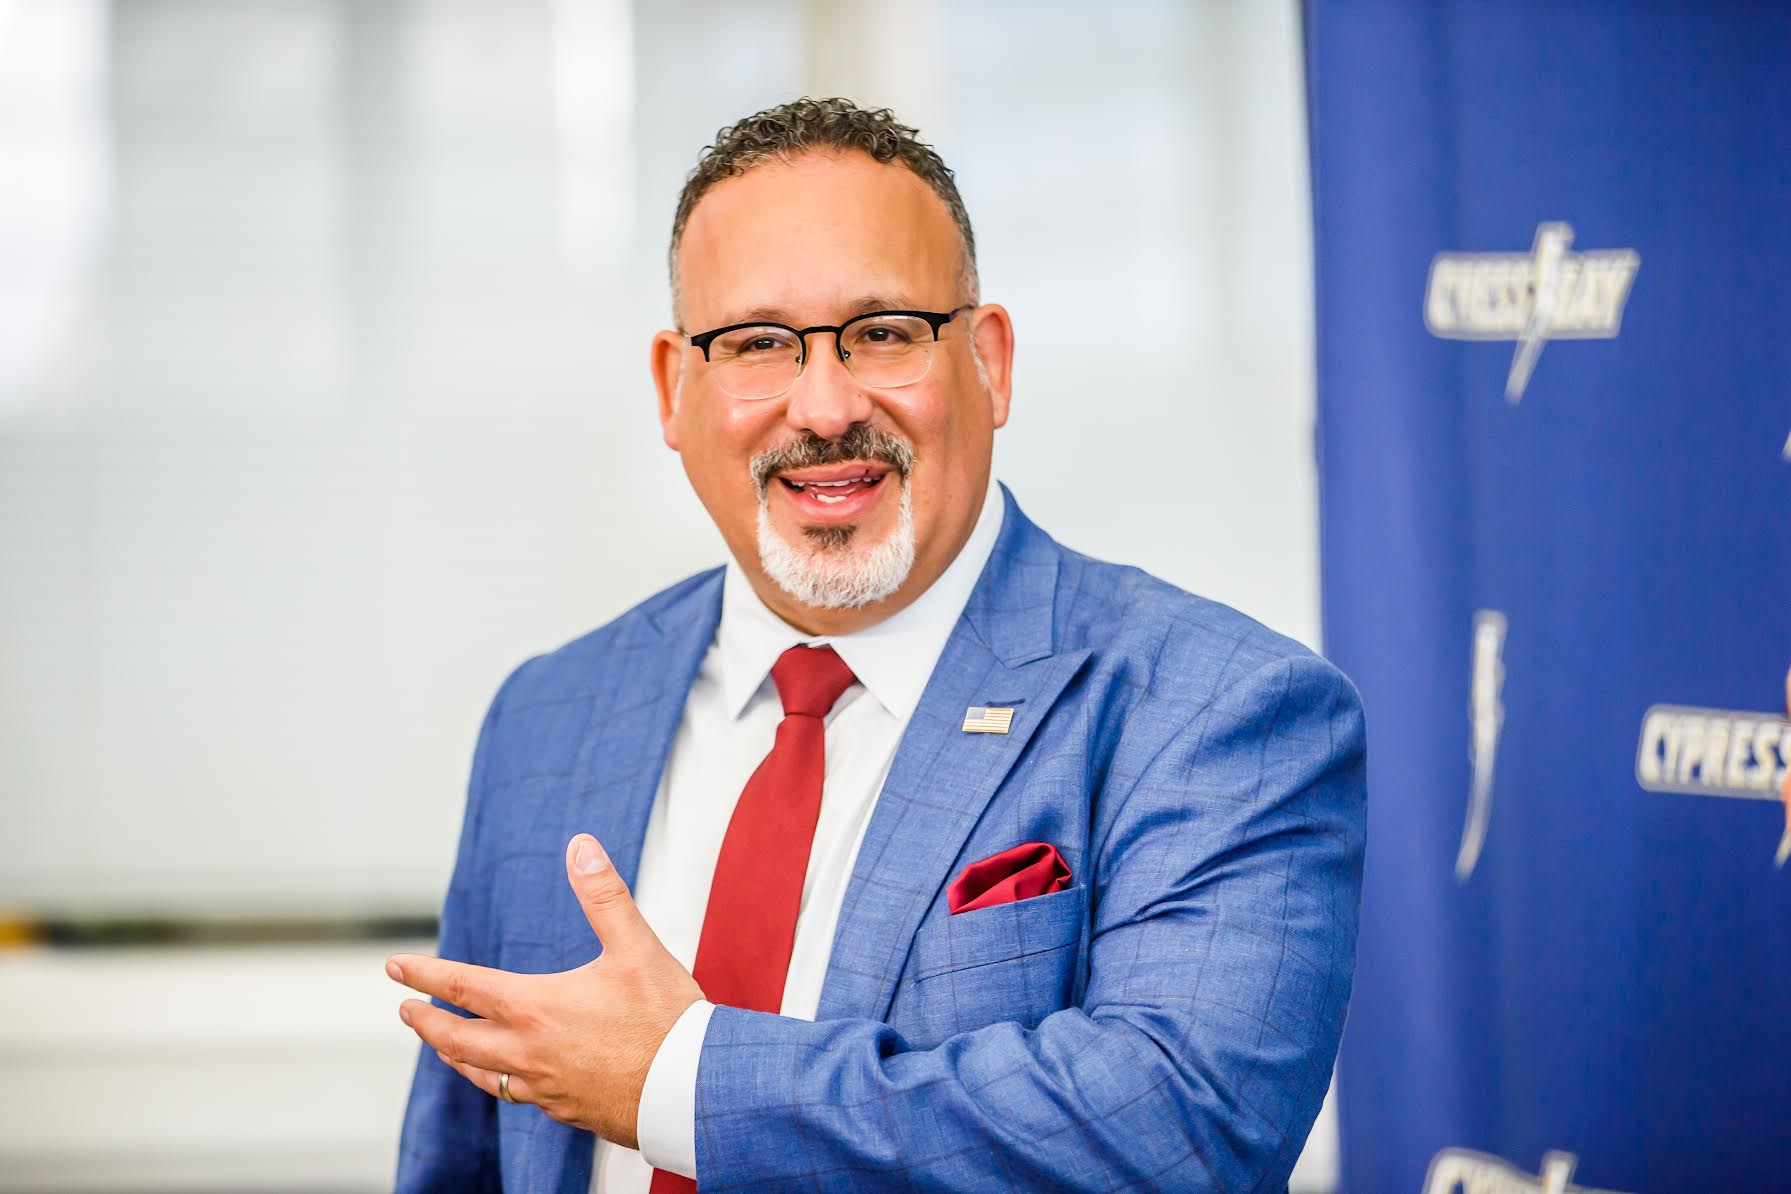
{"left": 717, "top": 479, "right": 1006, "bottom": 721}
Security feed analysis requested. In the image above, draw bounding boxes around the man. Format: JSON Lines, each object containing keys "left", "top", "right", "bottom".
{"left": 390, "top": 97, "right": 1367, "bottom": 1193}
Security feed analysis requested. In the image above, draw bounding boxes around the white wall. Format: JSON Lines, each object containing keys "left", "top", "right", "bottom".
{"left": 0, "top": 942, "right": 431, "bottom": 1191}
{"left": 0, "top": 0, "right": 1329, "bottom": 1187}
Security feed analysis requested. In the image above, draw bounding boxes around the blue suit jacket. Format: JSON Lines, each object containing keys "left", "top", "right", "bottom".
{"left": 396, "top": 488, "right": 1367, "bottom": 1193}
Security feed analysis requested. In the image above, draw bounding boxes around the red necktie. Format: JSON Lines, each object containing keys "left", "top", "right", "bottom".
{"left": 648, "top": 644, "right": 856, "bottom": 1194}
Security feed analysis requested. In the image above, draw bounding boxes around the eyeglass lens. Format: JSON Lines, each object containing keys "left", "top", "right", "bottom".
{"left": 707, "top": 314, "right": 940, "bottom": 400}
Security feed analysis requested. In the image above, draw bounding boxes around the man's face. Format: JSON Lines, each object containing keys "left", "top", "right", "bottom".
{"left": 652, "top": 151, "right": 1013, "bottom": 633}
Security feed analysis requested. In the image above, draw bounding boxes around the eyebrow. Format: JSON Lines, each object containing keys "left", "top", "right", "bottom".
{"left": 724, "top": 295, "right": 922, "bottom": 327}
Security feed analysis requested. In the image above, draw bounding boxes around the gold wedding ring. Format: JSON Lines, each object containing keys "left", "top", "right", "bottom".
{"left": 498, "top": 1072, "right": 517, "bottom": 1104}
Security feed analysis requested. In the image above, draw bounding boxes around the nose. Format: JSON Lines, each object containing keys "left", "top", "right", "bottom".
{"left": 782, "top": 332, "right": 875, "bottom": 442}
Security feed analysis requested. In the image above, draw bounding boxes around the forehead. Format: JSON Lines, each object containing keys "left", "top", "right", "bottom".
{"left": 676, "top": 150, "right": 964, "bottom": 328}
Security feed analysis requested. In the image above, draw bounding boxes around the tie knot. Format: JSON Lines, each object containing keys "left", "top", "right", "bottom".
{"left": 770, "top": 644, "right": 857, "bottom": 719}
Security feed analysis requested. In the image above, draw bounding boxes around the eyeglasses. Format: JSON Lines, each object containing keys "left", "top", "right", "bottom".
{"left": 685, "top": 306, "right": 973, "bottom": 401}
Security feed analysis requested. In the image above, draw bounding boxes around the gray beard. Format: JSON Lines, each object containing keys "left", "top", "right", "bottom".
{"left": 755, "top": 480, "right": 916, "bottom": 610}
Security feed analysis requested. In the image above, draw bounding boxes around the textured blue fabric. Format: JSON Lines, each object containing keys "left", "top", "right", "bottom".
{"left": 395, "top": 487, "right": 1367, "bottom": 1193}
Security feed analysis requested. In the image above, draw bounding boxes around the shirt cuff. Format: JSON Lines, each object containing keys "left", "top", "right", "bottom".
{"left": 634, "top": 999, "right": 714, "bottom": 1179}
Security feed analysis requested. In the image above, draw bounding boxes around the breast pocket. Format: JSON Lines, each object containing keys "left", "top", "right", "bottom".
{"left": 899, "top": 883, "right": 1089, "bottom": 1043}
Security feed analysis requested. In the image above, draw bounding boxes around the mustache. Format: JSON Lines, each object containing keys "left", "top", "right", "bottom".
{"left": 750, "top": 425, "right": 916, "bottom": 498}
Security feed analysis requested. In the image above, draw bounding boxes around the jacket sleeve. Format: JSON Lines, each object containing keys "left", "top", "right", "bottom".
{"left": 394, "top": 664, "right": 525, "bottom": 1194}
{"left": 690, "top": 654, "right": 1368, "bottom": 1193}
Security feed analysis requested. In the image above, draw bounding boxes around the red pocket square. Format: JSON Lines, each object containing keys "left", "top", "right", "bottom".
{"left": 947, "top": 841, "right": 1072, "bottom": 915}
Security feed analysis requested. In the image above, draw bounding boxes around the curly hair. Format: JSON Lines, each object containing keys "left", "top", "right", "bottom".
{"left": 668, "top": 97, "right": 978, "bottom": 319}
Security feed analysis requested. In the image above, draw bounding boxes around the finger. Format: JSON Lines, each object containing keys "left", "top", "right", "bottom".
{"left": 438, "top": 1051, "right": 528, "bottom": 1105}
{"left": 386, "top": 954, "right": 518, "bottom": 1022}
{"left": 565, "top": 834, "right": 657, "bottom": 955}
{"left": 400, "top": 999, "right": 520, "bottom": 1074}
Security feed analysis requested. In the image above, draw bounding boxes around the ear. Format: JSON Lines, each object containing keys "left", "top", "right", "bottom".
{"left": 651, "top": 330, "right": 687, "bottom": 450}
{"left": 966, "top": 303, "right": 1015, "bottom": 429}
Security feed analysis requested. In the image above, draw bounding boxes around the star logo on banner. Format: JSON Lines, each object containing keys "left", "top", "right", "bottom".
{"left": 1457, "top": 610, "right": 1507, "bottom": 880}
{"left": 1635, "top": 697, "right": 1791, "bottom": 869}
{"left": 1424, "top": 221, "right": 1641, "bottom": 401}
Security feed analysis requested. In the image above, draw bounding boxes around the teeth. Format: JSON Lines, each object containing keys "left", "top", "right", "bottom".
{"left": 785, "top": 475, "right": 876, "bottom": 490}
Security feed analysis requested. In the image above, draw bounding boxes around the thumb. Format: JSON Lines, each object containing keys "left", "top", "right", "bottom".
{"left": 565, "top": 834, "right": 653, "bottom": 954}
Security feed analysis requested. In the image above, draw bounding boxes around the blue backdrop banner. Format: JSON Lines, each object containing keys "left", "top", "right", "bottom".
{"left": 1305, "top": 3, "right": 1791, "bottom": 1192}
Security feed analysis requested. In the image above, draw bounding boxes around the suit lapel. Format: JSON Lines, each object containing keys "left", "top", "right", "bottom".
{"left": 527, "top": 569, "right": 722, "bottom": 1194}
{"left": 817, "top": 494, "right": 1091, "bottom": 1023}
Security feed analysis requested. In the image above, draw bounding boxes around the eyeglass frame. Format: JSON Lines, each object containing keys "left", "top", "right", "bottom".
{"left": 683, "top": 305, "right": 975, "bottom": 395}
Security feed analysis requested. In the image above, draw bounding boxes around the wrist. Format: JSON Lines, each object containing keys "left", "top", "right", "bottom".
{"left": 632, "top": 999, "right": 714, "bottom": 1175}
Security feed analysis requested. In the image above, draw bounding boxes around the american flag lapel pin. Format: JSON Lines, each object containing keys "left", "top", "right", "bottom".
{"left": 961, "top": 706, "right": 1015, "bottom": 734}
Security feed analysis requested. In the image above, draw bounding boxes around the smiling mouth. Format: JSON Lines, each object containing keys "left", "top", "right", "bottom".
{"left": 778, "top": 469, "right": 888, "bottom": 505}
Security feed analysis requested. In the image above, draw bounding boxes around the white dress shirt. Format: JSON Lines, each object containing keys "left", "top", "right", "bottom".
{"left": 591, "top": 480, "right": 1006, "bottom": 1192}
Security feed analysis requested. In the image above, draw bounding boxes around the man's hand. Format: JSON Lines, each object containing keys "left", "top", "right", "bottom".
{"left": 387, "top": 834, "right": 704, "bottom": 1146}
